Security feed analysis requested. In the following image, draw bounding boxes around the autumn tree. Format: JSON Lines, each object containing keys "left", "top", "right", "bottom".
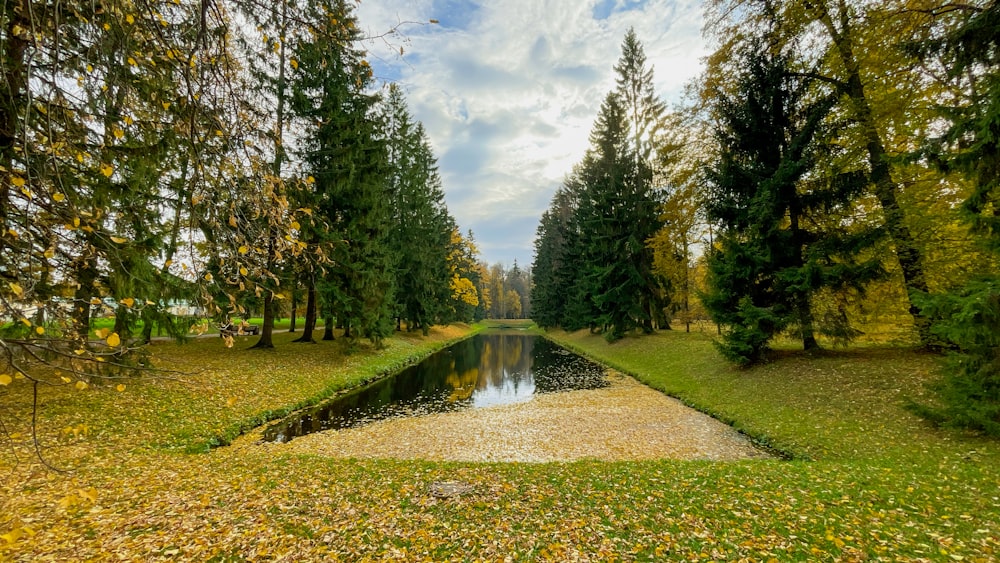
{"left": 705, "top": 0, "right": 950, "bottom": 345}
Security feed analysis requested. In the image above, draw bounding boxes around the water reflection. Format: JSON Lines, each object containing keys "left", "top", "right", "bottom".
{"left": 262, "top": 333, "right": 607, "bottom": 443}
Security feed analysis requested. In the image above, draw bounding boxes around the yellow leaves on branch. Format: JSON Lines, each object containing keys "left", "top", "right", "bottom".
{"left": 106, "top": 332, "right": 121, "bottom": 347}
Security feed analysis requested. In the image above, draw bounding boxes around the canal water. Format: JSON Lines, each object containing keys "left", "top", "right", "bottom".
{"left": 262, "top": 333, "right": 608, "bottom": 443}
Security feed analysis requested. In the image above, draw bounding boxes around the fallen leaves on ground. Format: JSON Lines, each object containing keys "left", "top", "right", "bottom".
{"left": 1, "top": 327, "right": 999, "bottom": 561}
{"left": 270, "top": 371, "right": 771, "bottom": 462}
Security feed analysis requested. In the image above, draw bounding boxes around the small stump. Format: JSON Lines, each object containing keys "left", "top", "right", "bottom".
{"left": 428, "top": 481, "right": 474, "bottom": 499}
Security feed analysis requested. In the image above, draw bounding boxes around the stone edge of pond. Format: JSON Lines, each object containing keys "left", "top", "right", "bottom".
{"left": 537, "top": 330, "right": 798, "bottom": 462}
{"left": 186, "top": 325, "right": 485, "bottom": 454}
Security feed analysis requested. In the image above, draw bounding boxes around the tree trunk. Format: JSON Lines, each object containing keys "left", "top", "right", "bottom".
{"left": 293, "top": 282, "right": 317, "bottom": 343}
{"left": 798, "top": 297, "right": 819, "bottom": 351}
{"left": 250, "top": 293, "right": 275, "bottom": 348}
{"left": 811, "top": 0, "right": 932, "bottom": 345}
{"left": 322, "top": 316, "right": 335, "bottom": 340}
{"left": 289, "top": 292, "right": 297, "bottom": 332}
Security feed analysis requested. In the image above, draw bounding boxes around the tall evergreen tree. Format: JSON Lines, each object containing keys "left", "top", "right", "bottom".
{"left": 380, "top": 87, "right": 455, "bottom": 333}
{"left": 911, "top": 2, "right": 1000, "bottom": 434}
{"left": 291, "top": 0, "right": 393, "bottom": 346}
{"left": 575, "top": 93, "right": 663, "bottom": 340}
{"left": 703, "top": 44, "right": 882, "bottom": 365}
{"left": 614, "top": 27, "right": 667, "bottom": 167}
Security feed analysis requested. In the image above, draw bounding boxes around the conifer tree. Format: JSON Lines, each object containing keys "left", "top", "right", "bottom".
{"left": 703, "top": 44, "right": 882, "bottom": 365}
{"left": 911, "top": 2, "right": 1000, "bottom": 434}
{"left": 291, "top": 0, "right": 393, "bottom": 346}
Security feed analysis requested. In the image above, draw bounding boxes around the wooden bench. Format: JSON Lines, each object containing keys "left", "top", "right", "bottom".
{"left": 220, "top": 323, "right": 259, "bottom": 337}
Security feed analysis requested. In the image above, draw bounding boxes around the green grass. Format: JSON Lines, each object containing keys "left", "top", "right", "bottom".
{"left": 3, "top": 325, "right": 999, "bottom": 560}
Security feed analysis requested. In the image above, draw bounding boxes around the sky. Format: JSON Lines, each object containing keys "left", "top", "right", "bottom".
{"left": 356, "top": 0, "right": 710, "bottom": 268}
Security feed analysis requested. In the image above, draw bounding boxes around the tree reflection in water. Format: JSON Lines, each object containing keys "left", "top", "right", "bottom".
{"left": 263, "top": 333, "right": 608, "bottom": 442}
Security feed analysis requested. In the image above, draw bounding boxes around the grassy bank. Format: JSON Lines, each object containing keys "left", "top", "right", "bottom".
{"left": 3, "top": 326, "right": 999, "bottom": 560}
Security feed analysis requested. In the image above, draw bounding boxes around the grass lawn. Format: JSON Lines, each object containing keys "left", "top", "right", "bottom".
{"left": 2, "top": 325, "right": 998, "bottom": 561}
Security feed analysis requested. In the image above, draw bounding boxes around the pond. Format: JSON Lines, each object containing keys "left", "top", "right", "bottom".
{"left": 262, "top": 333, "right": 609, "bottom": 443}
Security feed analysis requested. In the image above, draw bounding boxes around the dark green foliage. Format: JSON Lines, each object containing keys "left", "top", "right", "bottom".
{"left": 703, "top": 45, "right": 882, "bottom": 365}
{"left": 914, "top": 277, "right": 1000, "bottom": 435}
{"left": 291, "top": 0, "right": 393, "bottom": 346}
{"left": 912, "top": 3, "right": 1000, "bottom": 434}
{"left": 531, "top": 31, "right": 665, "bottom": 339}
{"left": 380, "top": 87, "right": 456, "bottom": 333}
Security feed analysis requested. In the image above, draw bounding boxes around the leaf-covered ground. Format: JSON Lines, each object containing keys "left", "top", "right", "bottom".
{"left": 271, "top": 371, "right": 770, "bottom": 462}
{"left": 2, "top": 326, "right": 999, "bottom": 561}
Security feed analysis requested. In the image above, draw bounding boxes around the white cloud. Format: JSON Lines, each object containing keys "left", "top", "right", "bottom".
{"left": 357, "top": 0, "right": 708, "bottom": 266}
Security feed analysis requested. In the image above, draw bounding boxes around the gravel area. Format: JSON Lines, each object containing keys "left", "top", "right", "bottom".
{"left": 260, "top": 372, "right": 774, "bottom": 462}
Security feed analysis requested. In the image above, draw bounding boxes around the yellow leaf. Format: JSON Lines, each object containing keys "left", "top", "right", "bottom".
{"left": 95, "top": 328, "right": 110, "bottom": 339}
{"left": 238, "top": 246, "right": 249, "bottom": 255}
{"left": 305, "top": 176, "right": 315, "bottom": 184}
{"left": 9, "top": 282, "right": 23, "bottom": 297}
{"left": 113, "top": 128, "right": 125, "bottom": 139}
{"left": 11, "top": 175, "right": 25, "bottom": 187}
{"left": 127, "top": 57, "right": 137, "bottom": 67}
{"left": 1, "top": 528, "right": 24, "bottom": 544}
{"left": 90, "top": 297, "right": 102, "bottom": 305}
{"left": 73, "top": 217, "right": 80, "bottom": 227}
{"left": 239, "top": 267, "right": 248, "bottom": 276}
{"left": 106, "top": 332, "right": 121, "bottom": 347}
{"left": 110, "top": 236, "right": 127, "bottom": 244}
{"left": 225, "top": 397, "right": 236, "bottom": 407}
{"left": 35, "top": 326, "right": 45, "bottom": 335}
{"left": 53, "top": 192, "right": 65, "bottom": 202}
{"left": 290, "top": 58, "right": 299, "bottom": 70}
{"left": 162, "top": 102, "right": 171, "bottom": 110}
{"left": 204, "top": 272, "right": 213, "bottom": 281}
{"left": 229, "top": 215, "right": 238, "bottom": 227}
{"left": 116, "top": 384, "right": 126, "bottom": 392}
{"left": 163, "top": 259, "right": 173, "bottom": 269}
{"left": 0, "top": 374, "right": 12, "bottom": 386}
{"left": 291, "top": 221, "right": 300, "bottom": 230}
{"left": 75, "top": 380, "right": 88, "bottom": 390}
{"left": 100, "top": 163, "right": 113, "bottom": 177}
{"left": 274, "top": 293, "right": 285, "bottom": 300}
{"left": 78, "top": 488, "right": 98, "bottom": 502}
{"left": 126, "top": 14, "right": 135, "bottom": 24}
{"left": 44, "top": 247, "right": 55, "bottom": 259}
{"left": 120, "top": 297, "right": 135, "bottom": 308}
{"left": 61, "top": 376, "right": 72, "bottom": 384}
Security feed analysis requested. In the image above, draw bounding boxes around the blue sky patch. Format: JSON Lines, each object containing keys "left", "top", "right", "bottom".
{"left": 429, "top": 0, "right": 481, "bottom": 29}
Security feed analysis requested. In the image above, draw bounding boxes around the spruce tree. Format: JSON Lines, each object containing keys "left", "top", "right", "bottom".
{"left": 703, "top": 45, "right": 882, "bottom": 365}
{"left": 912, "top": 3, "right": 1000, "bottom": 434}
{"left": 291, "top": 0, "right": 393, "bottom": 346}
